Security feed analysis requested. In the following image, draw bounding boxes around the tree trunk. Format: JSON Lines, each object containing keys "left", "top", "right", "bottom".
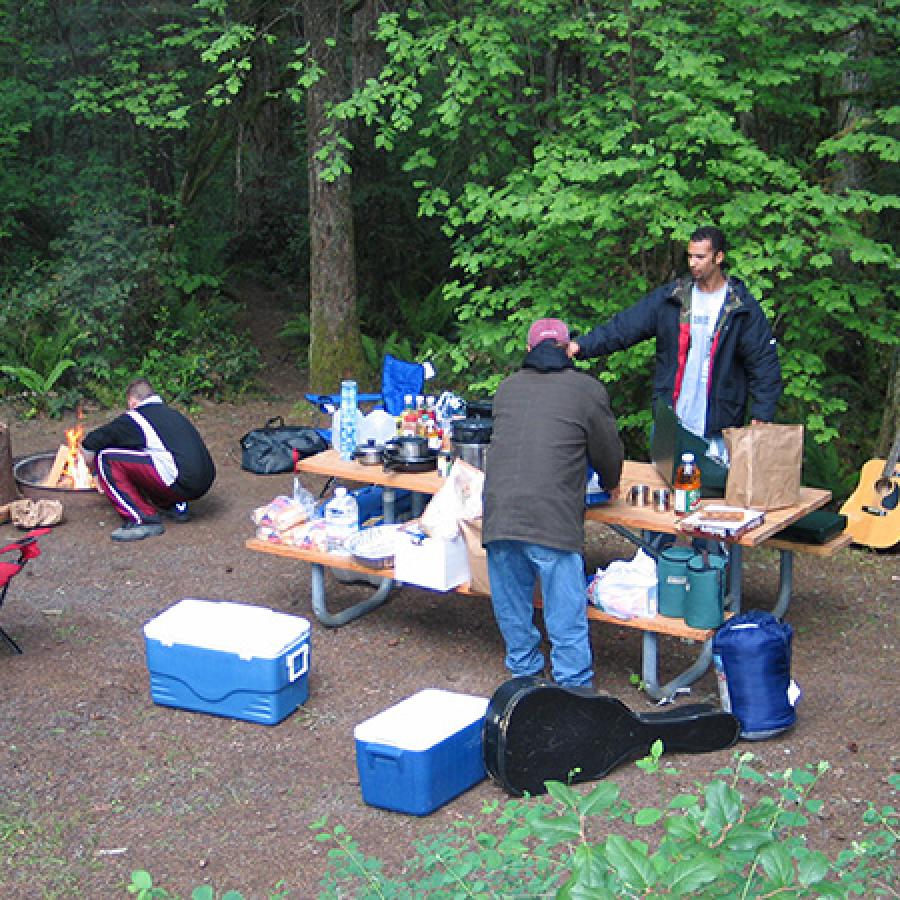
{"left": 876, "top": 347, "right": 899, "bottom": 458}
{"left": 304, "top": 0, "right": 366, "bottom": 392}
{"left": 0, "top": 423, "right": 18, "bottom": 505}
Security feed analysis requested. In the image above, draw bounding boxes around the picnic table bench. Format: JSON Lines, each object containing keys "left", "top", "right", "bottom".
{"left": 245, "top": 450, "right": 850, "bottom": 701}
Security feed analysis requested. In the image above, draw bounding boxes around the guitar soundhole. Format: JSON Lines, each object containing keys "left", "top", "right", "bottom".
{"left": 872, "top": 476, "right": 898, "bottom": 512}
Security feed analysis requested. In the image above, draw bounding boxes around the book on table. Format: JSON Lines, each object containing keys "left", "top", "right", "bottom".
{"left": 678, "top": 505, "right": 765, "bottom": 539}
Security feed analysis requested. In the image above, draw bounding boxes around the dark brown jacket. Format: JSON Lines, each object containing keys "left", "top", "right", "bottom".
{"left": 483, "top": 343, "right": 623, "bottom": 553}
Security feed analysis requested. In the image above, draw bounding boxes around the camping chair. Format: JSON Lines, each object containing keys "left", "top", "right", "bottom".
{"left": 304, "top": 353, "right": 436, "bottom": 419}
{"left": 0, "top": 527, "right": 51, "bottom": 654}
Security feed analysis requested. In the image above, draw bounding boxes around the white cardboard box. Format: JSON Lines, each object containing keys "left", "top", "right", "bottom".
{"left": 394, "top": 531, "right": 470, "bottom": 592}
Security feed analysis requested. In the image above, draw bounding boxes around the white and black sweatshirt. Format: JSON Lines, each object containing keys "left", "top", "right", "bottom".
{"left": 82, "top": 396, "right": 216, "bottom": 498}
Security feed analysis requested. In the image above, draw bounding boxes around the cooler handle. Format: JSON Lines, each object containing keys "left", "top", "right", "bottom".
{"left": 367, "top": 745, "right": 403, "bottom": 762}
{"left": 287, "top": 644, "right": 309, "bottom": 682}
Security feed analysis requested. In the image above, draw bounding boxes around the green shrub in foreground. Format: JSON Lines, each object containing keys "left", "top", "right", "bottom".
{"left": 127, "top": 751, "right": 898, "bottom": 899}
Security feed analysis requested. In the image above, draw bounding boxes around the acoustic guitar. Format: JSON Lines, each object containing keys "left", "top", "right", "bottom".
{"left": 483, "top": 676, "right": 740, "bottom": 797}
{"left": 840, "top": 431, "right": 900, "bottom": 550}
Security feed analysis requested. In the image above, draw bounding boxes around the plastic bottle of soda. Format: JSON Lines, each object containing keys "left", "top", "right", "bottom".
{"left": 674, "top": 452, "right": 702, "bottom": 516}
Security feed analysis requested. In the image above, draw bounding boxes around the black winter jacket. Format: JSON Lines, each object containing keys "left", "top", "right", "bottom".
{"left": 483, "top": 343, "right": 624, "bottom": 554}
{"left": 575, "top": 275, "right": 782, "bottom": 437}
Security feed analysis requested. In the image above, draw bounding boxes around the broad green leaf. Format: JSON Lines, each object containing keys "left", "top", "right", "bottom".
{"left": 578, "top": 782, "right": 620, "bottom": 816}
{"left": 758, "top": 842, "right": 794, "bottom": 885}
{"left": 664, "top": 855, "right": 724, "bottom": 894}
{"left": 634, "top": 807, "right": 663, "bottom": 826}
{"left": 604, "top": 835, "right": 655, "bottom": 890}
{"left": 797, "top": 850, "right": 830, "bottom": 885}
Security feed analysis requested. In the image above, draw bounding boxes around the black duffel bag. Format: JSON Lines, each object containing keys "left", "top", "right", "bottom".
{"left": 240, "top": 416, "right": 328, "bottom": 474}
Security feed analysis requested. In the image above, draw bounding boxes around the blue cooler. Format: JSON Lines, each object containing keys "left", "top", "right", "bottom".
{"left": 354, "top": 689, "right": 488, "bottom": 815}
{"left": 351, "top": 485, "right": 412, "bottom": 526}
{"left": 143, "top": 598, "right": 310, "bottom": 726}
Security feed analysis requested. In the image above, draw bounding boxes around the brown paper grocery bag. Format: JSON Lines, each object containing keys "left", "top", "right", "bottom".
{"left": 723, "top": 423, "right": 803, "bottom": 510}
{"left": 458, "top": 518, "right": 490, "bottom": 594}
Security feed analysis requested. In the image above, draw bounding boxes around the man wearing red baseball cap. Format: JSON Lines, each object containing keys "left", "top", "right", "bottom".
{"left": 482, "top": 317, "right": 623, "bottom": 688}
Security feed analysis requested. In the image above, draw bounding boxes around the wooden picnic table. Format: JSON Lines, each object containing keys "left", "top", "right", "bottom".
{"left": 245, "top": 449, "right": 850, "bottom": 700}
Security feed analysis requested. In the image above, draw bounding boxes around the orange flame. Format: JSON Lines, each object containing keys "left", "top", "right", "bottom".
{"left": 60, "top": 417, "right": 95, "bottom": 490}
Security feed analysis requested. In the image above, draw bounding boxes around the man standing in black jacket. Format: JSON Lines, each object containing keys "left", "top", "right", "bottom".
{"left": 483, "top": 318, "right": 623, "bottom": 688}
{"left": 81, "top": 379, "right": 216, "bottom": 542}
{"left": 568, "top": 226, "right": 782, "bottom": 459}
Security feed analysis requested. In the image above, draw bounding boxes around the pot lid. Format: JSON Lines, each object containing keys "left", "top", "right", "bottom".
{"left": 451, "top": 417, "right": 493, "bottom": 443}
{"left": 354, "top": 439, "right": 384, "bottom": 456}
{"left": 384, "top": 436, "right": 433, "bottom": 458}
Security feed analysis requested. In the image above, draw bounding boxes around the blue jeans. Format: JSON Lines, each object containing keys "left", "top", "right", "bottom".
{"left": 486, "top": 540, "right": 593, "bottom": 688}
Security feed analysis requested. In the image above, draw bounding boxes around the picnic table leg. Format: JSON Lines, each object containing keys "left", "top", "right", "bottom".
{"left": 726, "top": 543, "right": 743, "bottom": 614}
{"left": 641, "top": 632, "right": 714, "bottom": 703}
{"left": 772, "top": 548, "right": 794, "bottom": 620}
{"left": 306, "top": 483, "right": 403, "bottom": 627}
{"left": 310, "top": 562, "right": 393, "bottom": 627}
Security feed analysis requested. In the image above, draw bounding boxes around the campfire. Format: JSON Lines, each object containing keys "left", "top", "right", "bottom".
{"left": 43, "top": 413, "right": 95, "bottom": 490}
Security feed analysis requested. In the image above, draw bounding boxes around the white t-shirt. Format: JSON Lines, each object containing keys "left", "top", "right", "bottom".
{"left": 676, "top": 283, "right": 727, "bottom": 438}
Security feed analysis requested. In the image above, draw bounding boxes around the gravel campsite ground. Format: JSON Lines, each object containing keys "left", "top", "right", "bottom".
{"left": 0, "top": 298, "right": 897, "bottom": 898}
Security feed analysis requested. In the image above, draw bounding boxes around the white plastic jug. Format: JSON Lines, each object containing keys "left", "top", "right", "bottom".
{"left": 359, "top": 409, "right": 398, "bottom": 446}
{"left": 324, "top": 487, "right": 359, "bottom": 554}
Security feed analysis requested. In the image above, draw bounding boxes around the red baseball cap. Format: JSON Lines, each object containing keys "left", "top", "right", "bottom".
{"left": 527, "top": 317, "right": 570, "bottom": 348}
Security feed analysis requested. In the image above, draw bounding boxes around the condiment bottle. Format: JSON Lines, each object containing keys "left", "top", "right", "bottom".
{"left": 674, "top": 452, "right": 702, "bottom": 516}
{"left": 400, "top": 395, "right": 417, "bottom": 437}
{"left": 425, "top": 417, "right": 442, "bottom": 451}
{"left": 414, "top": 395, "right": 426, "bottom": 437}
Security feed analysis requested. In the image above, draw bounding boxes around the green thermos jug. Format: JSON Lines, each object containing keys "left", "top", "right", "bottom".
{"left": 685, "top": 550, "right": 728, "bottom": 629}
{"left": 657, "top": 546, "right": 694, "bottom": 618}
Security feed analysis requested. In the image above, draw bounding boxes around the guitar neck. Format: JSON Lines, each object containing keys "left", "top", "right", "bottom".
{"left": 880, "top": 430, "right": 900, "bottom": 480}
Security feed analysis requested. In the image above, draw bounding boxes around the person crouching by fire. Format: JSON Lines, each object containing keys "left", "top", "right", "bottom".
{"left": 80, "top": 378, "right": 216, "bottom": 542}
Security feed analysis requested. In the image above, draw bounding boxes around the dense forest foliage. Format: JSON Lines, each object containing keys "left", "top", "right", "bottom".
{"left": 0, "top": 1, "right": 896, "bottom": 495}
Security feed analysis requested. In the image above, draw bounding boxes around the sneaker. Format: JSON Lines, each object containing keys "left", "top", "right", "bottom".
{"left": 160, "top": 502, "right": 190, "bottom": 523}
{"left": 111, "top": 522, "right": 166, "bottom": 542}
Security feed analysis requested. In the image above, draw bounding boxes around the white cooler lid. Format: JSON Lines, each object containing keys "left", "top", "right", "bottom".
{"left": 143, "top": 598, "right": 310, "bottom": 660}
{"left": 354, "top": 689, "right": 488, "bottom": 751}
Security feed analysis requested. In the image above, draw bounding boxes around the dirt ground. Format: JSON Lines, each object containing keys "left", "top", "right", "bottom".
{"left": 0, "top": 293, "right": 897, "bottom": 898}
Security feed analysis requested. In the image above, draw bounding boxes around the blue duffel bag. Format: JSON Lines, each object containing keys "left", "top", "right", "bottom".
{"left": 712, "top": 610, "right": 797, "bottom": 740}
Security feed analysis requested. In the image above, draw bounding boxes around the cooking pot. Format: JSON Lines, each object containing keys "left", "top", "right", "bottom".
{"left": 451, "top": 417, "right": 493, "bottom": 444}
{"left": 353, "top": 439, "right": 384, "bottom": 466}
{"left": 382, "top": 436, "right": 438, "bottom": 473}
{"left": 382, "top": 454, "right": 437, "bottom": 473}
{"left": 384, "top": 436, "right": 431, "bottom": 460}
{"left": 452, "top": 441, "right": 489, "bottom": 472}
{"left": 466, "top": 398, "right": 493, "bottom": 419}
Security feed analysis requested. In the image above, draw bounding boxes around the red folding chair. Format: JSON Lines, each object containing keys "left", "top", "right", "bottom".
{"left": 0, "top": 527, "right": 51, "bottom": 654}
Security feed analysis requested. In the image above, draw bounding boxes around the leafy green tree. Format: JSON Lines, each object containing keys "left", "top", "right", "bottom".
{"left": 326, "top": 0, "right": 898, "bottom": 458}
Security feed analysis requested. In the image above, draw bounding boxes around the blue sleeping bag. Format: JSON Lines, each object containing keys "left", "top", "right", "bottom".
{"left": 712, "top": 610, "right": 796, "bottom": 740}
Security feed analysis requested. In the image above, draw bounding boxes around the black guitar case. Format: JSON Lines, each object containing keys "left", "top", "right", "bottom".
{"left": 483, "top": 676, "right": 741, "bottom": 796}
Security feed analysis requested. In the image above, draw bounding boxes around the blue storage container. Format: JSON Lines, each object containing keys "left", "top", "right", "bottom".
{"left": 351, "top": 485, "right": 412, "bottom": 527}
{"left": 354, "top": 689, "right": 488, "bottom": 815}
{"left": 143, "top": 598, "right": 310, "bottom": 726}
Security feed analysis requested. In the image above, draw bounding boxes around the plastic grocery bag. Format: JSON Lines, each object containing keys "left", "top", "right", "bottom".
{"left": 588, "top": 549, "right": 658, "bottom": 619}
{"left": 420, "top": 459, "right": 485, "bottom": 541}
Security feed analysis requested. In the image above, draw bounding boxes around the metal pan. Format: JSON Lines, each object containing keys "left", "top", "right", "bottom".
{"left": 382, "top": 452, "right": 437, "bottom": 473}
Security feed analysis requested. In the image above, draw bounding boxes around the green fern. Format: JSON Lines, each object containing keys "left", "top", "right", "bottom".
{"left": 0, "top": 359, "right": 76, "bottom": 416}
{"left": 1, "top": 359, "right": 75, "bottom": 394}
